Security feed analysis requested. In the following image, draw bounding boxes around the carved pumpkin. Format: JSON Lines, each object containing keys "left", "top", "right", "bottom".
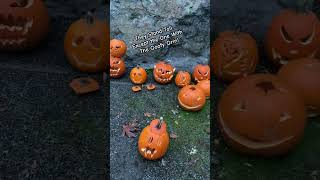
{"left": 278, "top": 58, "right": 320, "bottom": 118}
{"left": 153, "top": 61, "right": 175, "bottom": 84}
{"left": 138, "top": 118, "right": 169, "bottom": 160}
{"left": 0, "top": 0, "right": 50, "bottom": 51}
{"left": 175, "top": 71, "right": 191, "bottom": 88}
{"left": 130, "top": 66, "right": 147, "bottom": 84}
{"left": 212, "top": 31, "right": 259, "bottom": 81}
{"left": 178, "top": 85, "right": 206, "bottom": 111}
{"left": 218, "top": 74, "right": 306, "bottom": 156}
{"left": 110, "top": 55, "right": 126, "bottom": 78}
{"left": 64, "top": 12, "right": 108, "bottom": 72}
{"left": 110, "top": 39, "right": 127, "bottom": 58}
{"left": 196, "top": 79, "right": 210, "bottom": 98}
{"left": 193, "top": 64, "right": 210, "bottom": 82}
{"left": 265, "top": 9, "right": 320, "bottom": 66}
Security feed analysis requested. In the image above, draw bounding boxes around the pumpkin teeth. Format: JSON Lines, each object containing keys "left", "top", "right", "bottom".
{"left": 0, "top": 18, "right": 33, "bottom": 36}
{"left": 0, "top": 38, "right": 26, "bottom": 45}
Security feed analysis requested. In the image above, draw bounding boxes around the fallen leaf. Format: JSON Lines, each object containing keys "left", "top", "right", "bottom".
{"left": 161, "top": 159, "right": 166, "bottom": 166}
{"left": 170, "top": 133, "right": 178, "bottom": 139}
{"left": 144, "top": 112, "right": 152, "bottom": 117}
{"left": 122, "top": 121, "right": 140, "bottom": 138}
{"left": 174, "top": 121, "right": 179, "bottom": 125}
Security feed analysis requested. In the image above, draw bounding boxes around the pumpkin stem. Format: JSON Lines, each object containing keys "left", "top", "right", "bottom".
{"left": 86, "top": 8, "right": 96, "bottom": 24}
{"left": 156, "top": 117, "right": 164, "bottom": 129}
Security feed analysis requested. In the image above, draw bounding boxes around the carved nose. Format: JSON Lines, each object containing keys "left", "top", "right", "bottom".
{"left": 289, "top": 50, "right": 299, "bottom": 55}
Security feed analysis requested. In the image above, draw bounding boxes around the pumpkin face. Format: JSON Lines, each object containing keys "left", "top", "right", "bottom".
{"left": 196, "top": 79, "right": 210, "bottom": 98}
{"left": 193, "top": 64, "right": 210, "bottom": 82}
{"left": 0, "top": 0, "right": 49, "bottom": 51}
{"left": 218, "top": 74, "right": 306, "bottom": 156}
{"left": 64, "top": 14, "right": 108, "bottom": 72}
{"left": 138, "top": 119, "right": 169, "bottom": 160}
{"left": 212, "top": 31, "right": 259, "bottom": 81}
{"left": 153, "top": 61, "right": 175, "bottom": 84}
{"left": 110, "top": 56, "right": 126, "bottom": 78}
{"left": 278, "top": 58, "right": 320, "bottom": 118}
{"left": 265, "top": 9, "right": 320, "bottom": 65}
{"left": 130, "top": 66, "right": 147, "bottom": 84}
{"left": 178, "top": 85, "right": 206, "bottom": 111}
{"left": 110, "top": 39, "right": 127, "bottom": 58}
{"left": 175, "top": 71, "right": 191, "bottom": 87}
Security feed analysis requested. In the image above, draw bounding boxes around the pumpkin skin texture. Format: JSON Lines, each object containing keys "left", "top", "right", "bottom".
{"left": 110, "top": 39, "right": 127, "bottom": 58}
{"left": 130, "top": 66, "right": 147, "bottom": 84}
{"left": 265, "top": 9, "right": 320, "bottom": 66}
{"left": 175, "top": 71, "right": 191, "bottom": 88}
{"left": 110, "top": 56, "right": 126, "bottom": 78}
{"left": 193, "top": 64, "right": 210, "bottom": 82}
{"left": 178, "top": 85, "right": 206, "bottom": 111}
{"left": 64, "top": 16, "right": 108, "bottom": 72}
{"left": 0, "top": 0, "right": 49, "bottom": 51}
{"left": 218, "top": 74, "right": 306, "bottom": 156}
{"left": 212, "top": 31, "right": 259, "bottom": 81}
{"left": 138, "top": 119, "right": 169, "bottom": 160}
{"left": 153, "top": 61, "right": 175, "bottom": 84}
{"left": 196, "top": 79, "right": 210, "bottom": 98}
{"left": 278, "top": 58, "right": 320, "bottom": 118}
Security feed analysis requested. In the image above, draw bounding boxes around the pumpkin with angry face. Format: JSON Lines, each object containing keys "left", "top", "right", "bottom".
{"left": 175, "top": 71, "right": 191, "bottom": 88}
{"left": 130, "top": 66, "right": 147, "bottom": 84}
{"left": 193, "top": 64, "right": 210, "bottom": 82}
{"left": 110, "top": 56, "right": 126, "bottom": 78}
{"left": 138, "top": 118, "right": 169, "bottom": 160}
{"left": 265, "top": 9, "right": 320, "bottom": 65}
{"left": 0, "top": 0, "right": 50, "bottom": 51}
{"left": 64, "top": 12, "right": 108, "bottom": 72}
{"left": 110, "top": 39, "right": 127, "bottom": 58}
{"left": 153, "top": 61, "right": 175, "bottom": 84}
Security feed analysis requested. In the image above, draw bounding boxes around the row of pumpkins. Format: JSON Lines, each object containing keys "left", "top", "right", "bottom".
{"left": 212, "top": 9, "right": 320, "bottom": 156}
{"left": 110, "top": 38, "right": 211, "bottom": 160}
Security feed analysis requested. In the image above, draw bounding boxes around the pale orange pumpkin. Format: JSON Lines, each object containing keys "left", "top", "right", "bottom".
{"left": 178, "top": 85, "right": 206, "bottom": 111}
{"left": 130, "top": 66, "right": 147, "bottom": 84}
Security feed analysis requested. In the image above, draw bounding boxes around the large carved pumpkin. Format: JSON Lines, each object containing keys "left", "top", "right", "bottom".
{"left": 153, "top": 61, "right": 175, "bottom": 84}
{"left": 0, "top": 0, "right": 50, "bottom": 51}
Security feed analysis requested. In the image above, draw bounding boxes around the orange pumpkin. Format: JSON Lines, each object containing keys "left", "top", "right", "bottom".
{"left": 212, "top": 31, "right": 259, "bottom": 81}
{"left": 193, "top": 64, "right": 210, "bottom": 82}
{"left": 130, "top": 66, "right": 147, "bottom": 84}
{"left": 110, "top": 39, "right": 127, "bottom": 58}
{"left": 196, "top": 79, "right": 210, "bottom": 98}
{"left": 64, "top": 11, "right": 108, "bottom": 72}
{"left": 153, "top": 61, "right": 175, "bottom": 84}
{"left": 0, "top": 0, "right": 49, "bottom": 51}
{"left": 265, "top": 9, "right": 320, "bottom": 66}
{"left": 110, "top": 56, "right": 126, "bottom": 78}
{"left": 178, "top": 85, "right": 206, "bottom": 111}
{"left": 175, "top": 71, "right": 191, "bottom": 87}
{"left": 138, "top": 119, "right": 169, "bottom": 160}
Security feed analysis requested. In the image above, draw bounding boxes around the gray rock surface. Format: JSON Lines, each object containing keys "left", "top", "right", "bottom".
{"left": 110, "top": 0, "right": 210, "bottom": 70}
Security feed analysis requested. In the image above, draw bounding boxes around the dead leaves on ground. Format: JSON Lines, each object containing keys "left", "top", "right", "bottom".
{"left": 122, "top": 120, "right": 140, "bottom": 138}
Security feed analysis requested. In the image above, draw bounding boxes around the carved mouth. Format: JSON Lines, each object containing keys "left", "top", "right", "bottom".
{"left": 178, "top": 96, "right": 203, "bottom": 110}
{"left": 306, "top": 105, "right": 319, "bottom": 118}
{"left": 272, "top": 48, "right": 318, "bottom": 65}
{"left": 110, "top": 66, "right": 121, "bottom": 77}
{"left": 140, "top": 147, "right": 157, "bottom": 158}
{"left": 0, "top": 15, "right": 34, "bottom": 45}
{"left": 72, "top": 54, "right": 102, "bottom": 68}
{"left": 154, "top": 74, "right": 173, "bottom": 83}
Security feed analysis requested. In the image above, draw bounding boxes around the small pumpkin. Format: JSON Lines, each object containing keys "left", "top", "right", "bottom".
{"left": 178, "top": 85, "right": 206, "bottom": 111}
{"left": 193, "top": 64, "right": 210, "bottom": 82}
{"left": 110, "top": 56, "right": 126, "bottom": 78}
{"left": 265, "top": 9, "right": 320, "bottom": 65}
{"left": 0, "top": 0, "right": 50, "bottom": 51}
{"left": 278, "top": 58, "right": 320, "bottom": 118}
{"left": 64, "top": 11, "right": 108, "bottom": 72}
{"left": 130, "top": 66, "right": 147, "bottom": 84}
{"left": 138, "top": 118, "right": 169, "bottom": 160}
{"left": 110, "top": 39, "right": 127, "bottom": 58}
{"left": 175, "top": 71, "right": 191, "bottom": 88}
{"left": 196, "top": 79, "right": 210, "bottom": 98}
{"left": 212, "top": 31, "right": 259, "bottom": 81}
{"left": 153, "top": 61, "right": 175, "bottom": 84}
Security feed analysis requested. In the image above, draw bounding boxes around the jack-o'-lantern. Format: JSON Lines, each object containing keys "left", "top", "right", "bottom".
{"left": 178, "top": 85, "right": 206, "bottom": 111}
{"left": 110, "top": 56, "right": 126, "bottom": 78}
{"left": 130, "top": 66, "right": 147, "bottom": 84}
{"left": 0, "top": 0, "right": 50, "bottom": 51}
{"left": 64, "top": 11, "right": 108, "bottom": 72}
{"left": 265, "top": 9, "right": 320, "bottom": 66}
{"left": 193, "top": 64, "right": 210, "bottom": 82}
{"left": 278, "top": 58, "right": 320, "bottom": 118}
{"left": 212, "top": 31, "right": 259, "bottom": 81}
{"left": 218, "top": 74, "right": 306, "bottom": 156}
{"left": 196, "top": 79, "right": 210, "bottom": 98}
{"left": 153, "top": 61, "right": 175, "bottom": 84}
{"left": 175, "top": 71, "right": 191, "bottom": 88}
{"left": 138, "top": 118, "right": 169, "bottom": 160}
{"left": 110, "top": 39, "right": 127, "bottom": 58}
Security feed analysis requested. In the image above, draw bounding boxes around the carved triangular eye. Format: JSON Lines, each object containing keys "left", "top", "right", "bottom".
{"left": 280, "top": 26, "right": 293, "bottom": 43}
{"left": 300, "top": 25, "right": 315, "bottom": 45}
